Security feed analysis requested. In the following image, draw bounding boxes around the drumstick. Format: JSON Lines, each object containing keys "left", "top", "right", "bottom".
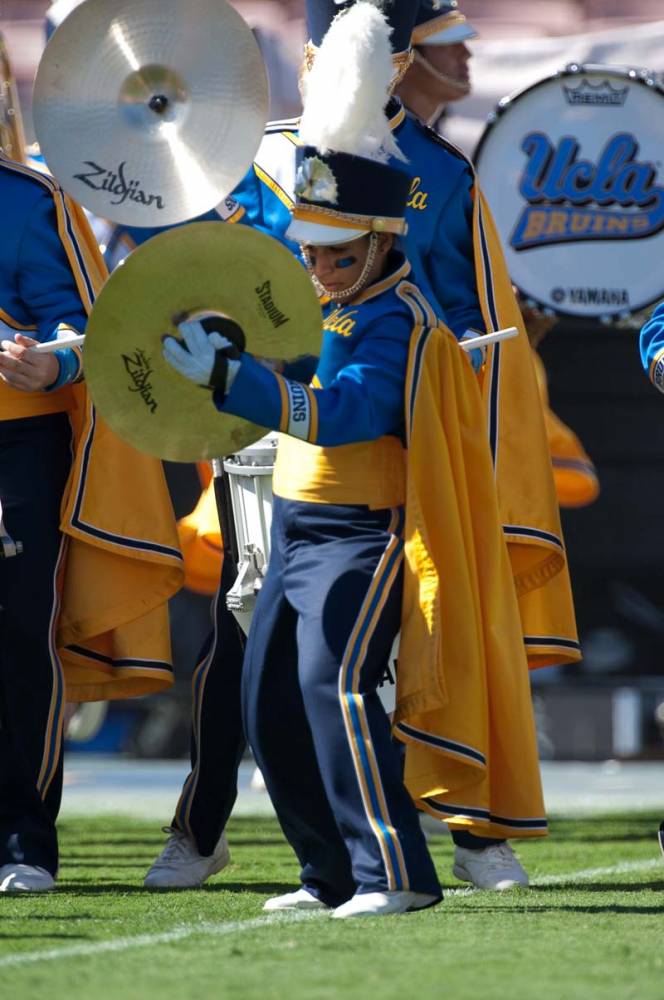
{"left": 458, "top": 327, "right": 518, "bottom": 351}
{"left": 0, "top": 335, "right": 86, "bottom": 355}
{"left": 32, "top": 335, "right": 86, "bottom": 353}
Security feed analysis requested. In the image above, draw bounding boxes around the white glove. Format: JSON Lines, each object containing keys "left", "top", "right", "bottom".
{"left": 162, "top": 319, "right": 241, "bottom": 394}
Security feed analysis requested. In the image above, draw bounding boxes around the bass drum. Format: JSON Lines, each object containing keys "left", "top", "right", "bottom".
{"left": 474, "top": 64, "right": 664, "bottom": 321}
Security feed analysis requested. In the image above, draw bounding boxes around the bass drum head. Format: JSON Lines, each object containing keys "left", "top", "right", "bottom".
{"left": 474, "top": 65, "right": 664, "bottom": 320}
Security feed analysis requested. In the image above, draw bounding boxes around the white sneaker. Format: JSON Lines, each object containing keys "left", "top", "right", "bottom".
{"left": 332, "top": 890, "right": 439, "bottom": 919}
{"left": 0, "top": 864, "right": 55, "bottom": 893}
{"left": 263, "top": 887, "right": 330, "bottom": 912}
{"left": 144, "top": 828, "right": 230, "bottom": 888}
{"left": 453, "top": 842, "right": 529, "bottom": 890}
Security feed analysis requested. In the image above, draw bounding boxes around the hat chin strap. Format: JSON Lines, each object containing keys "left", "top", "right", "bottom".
{"left": 413, "top": 49, "right": 471, "bottom": 101}
{"left": 301, "top": 233, "right": 379, "bottom": 303}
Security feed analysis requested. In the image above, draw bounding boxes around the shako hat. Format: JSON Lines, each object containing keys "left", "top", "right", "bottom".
{"left": 287, "top": 1, "right": 411, "bottom": 245}
{"left": 304, "top": 0, "right": 419, "bottom": 82}
{"left": 412, "top": 0, "right": 477, "bottom": 46}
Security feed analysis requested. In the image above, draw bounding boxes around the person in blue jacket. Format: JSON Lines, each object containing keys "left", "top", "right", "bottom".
{"left": 144, "top": 0, "right": 528, "bottom": 894}
{"left": 0, "top": 154, "right": 98, "bottom": 892}
{"left": 162, "top": 1, "right": 443, "bottom": 919}
{"left": 639, "top": 300, "right": 664, "bottom": 392}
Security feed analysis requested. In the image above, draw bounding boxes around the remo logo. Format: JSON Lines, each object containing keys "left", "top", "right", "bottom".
{"left": 511, "top": 132, "right": 664, "bottom": 251}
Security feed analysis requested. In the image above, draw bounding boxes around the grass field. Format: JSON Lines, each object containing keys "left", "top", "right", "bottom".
{"left": 2, "top": 813, "right": 663, "bottom": 1000}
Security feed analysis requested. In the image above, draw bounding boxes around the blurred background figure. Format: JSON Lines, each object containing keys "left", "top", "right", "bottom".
{"left": 396, "top": 0, "right": 477, "bottom": 128}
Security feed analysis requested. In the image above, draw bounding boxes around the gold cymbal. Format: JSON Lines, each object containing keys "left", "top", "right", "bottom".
{"left": 33, "top": 0, "right": 268, "bottom": 226}
{"left": 83, "top": 223, "right": 323, "bottom": 461}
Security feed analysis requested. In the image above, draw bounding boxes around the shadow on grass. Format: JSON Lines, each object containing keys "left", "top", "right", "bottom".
{"left": 52, "top": 881, "right": 293, "bottom": 896}
{"left": 534, "top": 880, "right": 664, "bottom": 894}
{"left": 0, "top": 932, "right": 89, "bottom": 941}
{"left": 60, "top": 860, "right": 154, "bottom": 868}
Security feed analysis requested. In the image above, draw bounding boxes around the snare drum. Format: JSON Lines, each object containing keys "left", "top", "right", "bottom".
{"left": 474, "top": 64, "right": 664, "bottom": 321}
{"left": 223, "top": 434, "right": 277, "bottom": 634}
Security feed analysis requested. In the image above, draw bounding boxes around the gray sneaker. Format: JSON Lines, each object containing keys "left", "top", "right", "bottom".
{"left": 144, "top": 827, "right": 230, "bottom": 888}
{"left": 0, "top": 864, "right": 55, "bottom": 893}
{"left": 453, "top": 842, "right": 529, "bottom": 890}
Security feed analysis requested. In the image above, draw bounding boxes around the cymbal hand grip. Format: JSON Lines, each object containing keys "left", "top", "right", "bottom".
{"left": 162, "top": 320, "right": 241, "bottom": 395}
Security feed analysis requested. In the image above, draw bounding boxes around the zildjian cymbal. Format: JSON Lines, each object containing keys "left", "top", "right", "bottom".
{"left": 33, "top": 0, "right": 268, "bottom": 226}
{"left": 83, "top": 223, "right": 323, "bottom": 461}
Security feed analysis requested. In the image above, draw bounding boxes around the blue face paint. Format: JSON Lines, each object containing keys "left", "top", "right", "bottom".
{"left": 335, "top": 255, "right": 357, "bottom": 269}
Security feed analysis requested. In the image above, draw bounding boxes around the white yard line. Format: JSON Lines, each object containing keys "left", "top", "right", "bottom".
{"left": 0, "top": 911, "right": 324, "bottom": 970}
{"left": 1, "top": 857, "right": 661, "bottom": 969}
{"left": 531, "top": 857, "right": 662, "bottom": 886}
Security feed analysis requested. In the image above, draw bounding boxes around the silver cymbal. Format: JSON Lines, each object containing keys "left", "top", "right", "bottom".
{"left": 33, "top": 0, "right": 268, "bottom": 226}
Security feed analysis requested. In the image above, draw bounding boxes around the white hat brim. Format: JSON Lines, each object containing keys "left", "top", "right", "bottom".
{"left": 420, "top": 22, "right": 478, "bottom": 45}
{"left": 285, "top": 218, "right": 368, "bottom": 245}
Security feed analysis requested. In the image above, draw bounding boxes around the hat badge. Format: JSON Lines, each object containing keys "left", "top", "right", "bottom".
{"left": 295, "top": 156, "right": 339, "bottom": 205}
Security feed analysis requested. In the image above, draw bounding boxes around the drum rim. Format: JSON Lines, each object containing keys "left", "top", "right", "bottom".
{"left": 473, "top": 64, "right": 664, "bottom": 323}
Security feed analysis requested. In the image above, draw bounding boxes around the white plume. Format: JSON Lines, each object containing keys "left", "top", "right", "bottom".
{"left": 299, "top": 1, "right": 407, "bottom": 163}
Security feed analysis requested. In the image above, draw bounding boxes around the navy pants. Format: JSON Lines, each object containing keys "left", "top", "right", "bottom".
{"left": 241, "top": 497, "right": 441, "bottom": 906}
{"left": 0, "top": 413, "right": 72, "bottom": 875}
{"left": 172, "top": 550, "right": 246, "bottom": 855}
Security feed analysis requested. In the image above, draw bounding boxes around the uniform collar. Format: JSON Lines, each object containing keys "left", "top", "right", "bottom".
{"left": 386, "top": 97, "right": 407, "bottom": 134}
{"left": 352, "top": 251, "right": 411, "bottom": 305}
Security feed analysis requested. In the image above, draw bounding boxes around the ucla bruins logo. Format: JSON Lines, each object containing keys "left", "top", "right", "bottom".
{"left": 324, "top": 307, "right": 358, "bottom": 337}
{"left": 511, "top": 132, "right": 664, "bottom": 251}
{"left": 407, "top": 177, "right": 428, "bottom": 211}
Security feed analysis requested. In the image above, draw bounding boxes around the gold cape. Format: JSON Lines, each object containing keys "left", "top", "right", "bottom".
{"left": 472, "top": 189, "right": 581, "bottom": 668}
{"left": 396, "top": 325, "right": 546, "bottom": 839}
{"left": 55, "top": 199, "right": 184, "bottom": 700}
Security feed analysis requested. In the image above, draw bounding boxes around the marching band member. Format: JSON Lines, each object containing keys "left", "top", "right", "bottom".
{"left": 398, "top": 2, "right": 600, "bottom": 513}
{"left": 639, "top": 303, "right": 664, "bottom": 856}
{"left": 163, "top": 0, "right": 547, "bottom": 917}
{"left": 226, "top": 0, "right": 580, "bottom": 890}
{"left": 164, "top": 2, "right": 444, "bottom": 917}
{"left": 0, "top": 154, "right": 182, "bottom": 892}
{"left": 396, "top": 0, "right": 477, "bottom": 128}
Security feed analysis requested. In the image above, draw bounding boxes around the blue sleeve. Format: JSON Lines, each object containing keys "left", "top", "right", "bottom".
{"left": 16, "top": 188, "right": 89, "bottom": 389}
{"left": 281, "top": 354, "right": 319, "bottom": 382}
{"left": 640, "top": 301, "right": 664, "bottom": 391}
{"left": 428, "top": 169, "right": 485, "bottom": 339}
{"left": 232, "top": 164, "right": 297, "bottom": 251}
{"left": 215, "top": 322, "right": 409, "bottom": 446}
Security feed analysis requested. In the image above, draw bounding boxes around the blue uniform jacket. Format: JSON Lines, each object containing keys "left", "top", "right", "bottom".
{"left": 230, "top": 102, "right": 484, "bottom": 339}
{"left": 0, "top": 156, "right": 91, "bottom": 388}
{"left": 215, "top": 253, "right": 437, "bottom": 447}
{"left": 639, "top": 300, "right": 664, "bottom": 392}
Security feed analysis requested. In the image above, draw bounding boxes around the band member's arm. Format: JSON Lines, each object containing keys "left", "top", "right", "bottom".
{"left": 163, "top": 320, "right": 408, "bottom": 446}
{"left": 640, "top": 301, "right": 664, "bottom": 393}
{"left": 232, "top": 162, "right": 295, "bottom": 249}
{"left": 1, "top": 187, "right": 89, "bottom": 390}
{"left": 429, "top": 170, "right": 485, "bottom": 340}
